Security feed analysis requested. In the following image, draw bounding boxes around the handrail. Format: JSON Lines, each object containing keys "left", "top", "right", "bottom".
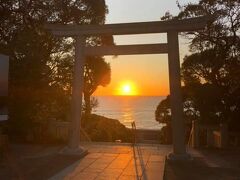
{"left": 188, "top": 126, "right": 193, "bottom": 147}
{"left": 131, "top": 121, "right": 137, "bottom": 145}
{"left": 80, "top": 128, "right": 92, "bottom": 142}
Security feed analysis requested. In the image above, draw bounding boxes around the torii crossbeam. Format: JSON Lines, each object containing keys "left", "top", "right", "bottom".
{"left": 45, "top": 16, "right": 211, "bottom": 160}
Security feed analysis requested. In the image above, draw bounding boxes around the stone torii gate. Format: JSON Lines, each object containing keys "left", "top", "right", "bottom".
{"left": 46, "top": 16, "right": 210, "bottom": 159}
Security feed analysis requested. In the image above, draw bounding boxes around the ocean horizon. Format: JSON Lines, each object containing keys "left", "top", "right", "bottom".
{"left": 93, "top": 95, "right": 165, "bottom": 129}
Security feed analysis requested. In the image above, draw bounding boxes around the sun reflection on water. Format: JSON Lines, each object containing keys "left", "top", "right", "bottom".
{"left": 120, "top": 99, "right": 135, "bottom": 127}
{"left": 122, "top": 107, "right": 134, "bottom": 124}
{"left": 95, "top": 96, "right": 165, "bottom": 129}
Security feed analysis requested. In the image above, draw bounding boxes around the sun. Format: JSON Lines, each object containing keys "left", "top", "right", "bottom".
{"left": 117, "top": 81, "right": 138, "bottom": 96}
{"left": 122, "top": 84, "right": 131, "bottom": 94}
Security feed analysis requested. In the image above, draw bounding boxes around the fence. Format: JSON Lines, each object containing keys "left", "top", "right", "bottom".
{"left": 48, "top": 121, "right": 70, "bottom": 141}
{"left": 30, "top": 120, "right": 91, "bottom": 143}
{"left": 189, "top": 121, "right": 231, "bottom": 148}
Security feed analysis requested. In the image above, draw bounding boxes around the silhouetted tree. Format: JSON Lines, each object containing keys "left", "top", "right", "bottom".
{"left": 155, "top": 93, "right": 199, "bottom": 143}
{"left": 156, "top": 0, "right": 240, "bottom": 133}
{"left": 179, "top": 0, "right": 240, "bottom": 130}
{"left": 0, "top": 0, "right": 113, "bottom": 139}
{"left": 83, "top": 56, "right": 111, "bottom": 116}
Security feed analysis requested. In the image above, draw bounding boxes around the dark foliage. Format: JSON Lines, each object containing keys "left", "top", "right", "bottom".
{"left": 0, "top": 0, "right": 113, "bottom": 139}
{"left": 82, "top": 114, "right": 132, "bottom": 142}
{"left": 156, "top": 0, "right": 240, "bottom": 143}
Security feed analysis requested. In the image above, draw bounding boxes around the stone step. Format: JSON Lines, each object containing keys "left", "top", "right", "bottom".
{"left": 135, "top": 129, "right": 161, "bottom": 143}
{"left": 138, "top": 139, "right": 160, "bottom": 144}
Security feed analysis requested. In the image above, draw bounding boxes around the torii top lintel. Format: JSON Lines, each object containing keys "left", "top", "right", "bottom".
{"left": 45, "top": 16, "right": 211, "bottom": 37}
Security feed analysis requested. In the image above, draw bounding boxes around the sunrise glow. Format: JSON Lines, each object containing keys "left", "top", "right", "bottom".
{"left": 117, "top": 81, "right": 138, "bottom": 96}
{"left": 122, "top": 84, "right": 131, "bottom": 94}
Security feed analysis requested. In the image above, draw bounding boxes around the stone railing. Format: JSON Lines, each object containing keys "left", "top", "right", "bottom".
{"left": 189, "top": 121, "right": 229, "bottom": 148}
{"left": 229, "top": 132, "right": 240, "bottom": 147}
{"left": 212, "top": 131, "right": 221, "bottom": 148}
{"left": 48, "top": 120, "right": 91, "bottom": 142}
{"left": 48, "top": 121, "right": 70, "bottom": 141}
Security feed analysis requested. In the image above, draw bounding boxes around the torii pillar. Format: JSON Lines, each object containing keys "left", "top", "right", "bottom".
{"left": 68, "top": 36, "right": 85, "bottom": 151}
{"left": 167, "top": 31, "right": 190, "bottom": 160}
{"left": 58, "top": 36, "right": 86, "bottom": 154}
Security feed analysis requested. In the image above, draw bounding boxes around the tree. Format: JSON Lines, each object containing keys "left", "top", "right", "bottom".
{"left": 0, "top": 0, "right": 112, "bottom": 139}
{"left": 155, "top": 0, "right": 240, "bottom": 144}
{"left": 179, "top": 0, "right": 240, "bottom": 130}
{"left": 155, "top": 93, "right": 199, "bottom": 143}
{"left": 155, "top": 92, "right": 199, "bottom": 125}
{"left": 156, "top": 0, "right": 239, "bottom": 131}
{"left": 84, "top": 56, "right": 111, "bottom": 116}
{"left": 155, "top": 96, "right": 171, "bottom": 125}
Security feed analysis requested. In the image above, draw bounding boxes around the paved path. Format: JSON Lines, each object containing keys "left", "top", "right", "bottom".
{"left": 189, "top": 147, "right": 240, "bottom": 168}
{"left": 50, "top": 143, "right": 171, "bottom": 180}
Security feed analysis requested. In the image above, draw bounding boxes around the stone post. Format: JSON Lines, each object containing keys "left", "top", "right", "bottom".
{"left": 192, "top": 120, "right": 200, "bottom": 148}
{"left": 167, "top": 31, "right": 189, "bottom": 160}
{"left": 0, "top": 54, "right": 9, "bottom": 124}
{"left": 220, "top": 123, "right": 228, "bottom": 148}
{"left": 206, "top": 128, "right": 213, "bottom": 147}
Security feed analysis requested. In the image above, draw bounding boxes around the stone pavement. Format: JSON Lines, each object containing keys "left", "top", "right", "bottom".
{"left": 50, "top": 143, "right": 171, "bottom": 180}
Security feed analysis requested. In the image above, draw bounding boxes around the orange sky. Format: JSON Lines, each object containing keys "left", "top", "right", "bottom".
{"left": 93, "top": 34, "right": 189, "bottom": 96}
{"left": 93, "top": 54, "right": 170, "bottom": 96}
{"left": 93, "top": 0, "right": 193, "bottom": 96}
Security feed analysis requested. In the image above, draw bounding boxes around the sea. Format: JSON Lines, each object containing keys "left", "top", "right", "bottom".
{"left": 93, "top": 96, "right": 165, "bottom": 130}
